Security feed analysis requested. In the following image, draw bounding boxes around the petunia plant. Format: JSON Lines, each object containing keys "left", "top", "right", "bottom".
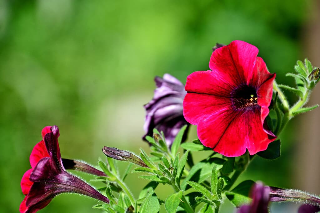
{"left": 20, "top": 40, "right": 320, "bottom": 213}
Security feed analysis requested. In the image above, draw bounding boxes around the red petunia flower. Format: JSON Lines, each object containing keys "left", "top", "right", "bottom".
{"left": 183, "top": 40, "right": 276, "bottom": 157}
{"left": 20, "top": 126, "right": 109, "bottom": 213}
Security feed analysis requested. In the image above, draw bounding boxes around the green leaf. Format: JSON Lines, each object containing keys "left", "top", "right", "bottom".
{"left": 187, "top": 181, "right": 214, "bottom": 200}
{"left": 139, "top": 181, "right": 159, "bottom": 199}
{"left": 216, "top": 178, "right": 224, "bottom": 200}
{"left": 278, "top": 84, "right": 303, "bottom": 98}
{"left": 225, "top": 180, "right": 255, "bottom": 207}
{"left": 182, "top": 162, "right": 213, "bottom": 190}
{"left": 122, "top": 163, "right": 133, "bottom": 181}
{"left": 198, "top": 203, "right": 214, "bottom": 213}
{"left": 305, "top": 58, "right": 313, "bottom": 74}
{"left": 112, "top": 204, "right": 126, "bottom": 213}
{"left": 98, "top": 160, "right": 115, "bottom": 180}
{"left": 171, "top": 125, "right": 187, "bottom": 157}
{"left": 162, "top": 157, "right": 171, "bottom": 169}
{"left": 292, "top": 105, "right": 319, "bottom": 116}
{"left": 257, "top": 140, "right": 281, "bottom": 160}
{"left": 140, "top": 149, "right": 157, "bottom": 170}
{"left": 139, "top": 175, "right": 164, "bottom": 182}
{"left": 165, "top": 191, "right": 182, "bottom": 213}
{"left": 294, "top": 64, "right": 307, "bottom": 77}
{"left": 133, "top": 167, "right": 155, "bottom": 173}
{"left": 140, "top": 193, "right": 160, "bottom": 213}
{"left": 297, "top": 60, "right": 308, "bottom": 76}
{"left": 221, "top": 157, "right": 235, "bottom": 175}
{"left": 150, "top": 151, "right": 164, "bottom": 158}
{"left": 145, "top": 136, "right": 162, "bottom": 150}
{"left": 286, "top": 73, "right": 307, "bottom": 83}
{"left": 176, "top": 151, "right": 189, "bottom": 185}
{"left": 158, "top": 163, "right": 171, "bottom": 177}
{"left": 211, "top": 164, "right": 223, "bottom": 195}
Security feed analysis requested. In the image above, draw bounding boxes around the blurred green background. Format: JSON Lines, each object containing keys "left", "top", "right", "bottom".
{"left": 0, "top": 0, "right": 316, "bottom": 212}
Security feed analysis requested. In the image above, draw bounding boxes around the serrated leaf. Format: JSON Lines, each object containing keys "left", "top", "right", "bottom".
{"left": 225, "top": 180, "right": 255, "bottom": 207}
{"left": 140, "top": 194, "right": 160, "bottom": 213}
{"left": 195, "top": 197, "right": 216, "bottom": 207}
{"left": 292, "top": 105, "right": 319, "bottom": 116}
{"left": 187, "top": 181, "right": 213, "bottom": 200}
{"left": 305, "top": 58, "right": 313, "bottom": 74}
{"left": 257, "top": 140, "right": 281, "bottom": 160}
{"left": 171, "top": 125, "right": 187, "bottom": 157}
{"left": 165, "top": 191, "right": 182, "bottom": 213}
{"left": 140, "top": 149, "right": 157, "bottom": 169}
{"left": 139, "top": 181, "right": 159, "bottom": 199}
{"left": 278, "top": 84, "right": 304, "bottom": 98}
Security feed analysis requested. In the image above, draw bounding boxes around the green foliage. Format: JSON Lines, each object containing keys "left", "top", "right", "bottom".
{"left": 165, "top": 191, "right": 183, "bottom": 213}
{"left": 225, "top": 180, "right": 255, "bottom": 207}
{"left": 257, "top": 140, "right": 281, "bottom": 160}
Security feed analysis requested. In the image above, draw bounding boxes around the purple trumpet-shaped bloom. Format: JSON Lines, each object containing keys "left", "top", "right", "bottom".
{"left": 298, "top": 204, "right": 320, "bottom": 213}
{"left": 143, "top": 74, "right": 190, "bottom": 147}
{"left": 20, "top": 126, "right": 109, "bottom": 213}
{"left": 237, "top": 182, "right": 270, "bottom": 213}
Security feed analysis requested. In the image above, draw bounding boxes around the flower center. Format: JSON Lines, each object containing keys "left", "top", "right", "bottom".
{"left": 231, "top": 85, "right": 258, "bottom": 110}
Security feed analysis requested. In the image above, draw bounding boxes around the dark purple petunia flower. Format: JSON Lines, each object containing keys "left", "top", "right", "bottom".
{"left": 298, "top": 204, "right": 320, "bottom": 213}
{"left": 237, "top": 182, "right": 270, "bottom": 213}
{"left": 20, "top": 126, "right": 109, "bottom": 213}
{"left": 143, "top": 74, "right": 190, "bottom": 147}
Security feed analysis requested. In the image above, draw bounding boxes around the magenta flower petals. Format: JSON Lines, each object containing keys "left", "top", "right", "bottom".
{"left": 143, "top": 74, "right": 190, "bottom": 146}
{"left": 20, "top": 126, "right": 109, "bottom": 213}
{"left": 183, "top": 93, "right": 231, "bottom": 125}
{"left": 30, "top": 141, "right": 49, "bottom": 168}
{"left": 21, "top": 169, "right": 33, "bottom": 195}
{"left": 184, "top": 40, "right": 276, "bottom": 157}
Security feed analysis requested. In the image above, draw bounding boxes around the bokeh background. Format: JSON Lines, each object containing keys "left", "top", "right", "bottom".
{"left": 1, "top": 0, "right": 319, "bottom": 212}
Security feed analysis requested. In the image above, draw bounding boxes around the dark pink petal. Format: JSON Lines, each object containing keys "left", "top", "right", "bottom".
{"left": 185, "top": 71, "right": 234, "bottom": 96}
{"left": 30, "top": 141, "right": 50, "bottom": 168}
{"left": 21, "top": 169, "right": 33, "bottom": 195}
{"left": 298, "top": 204, "right": 320, "bottom": 213}
{"left": 41, "top": 126, "right": 52, "bottom": 139}
{"left": 198, "top": 107, "right": 275, "bottom": 157}
{"left": 19, "top": 197, "right": 28, "bottom": 213}
{"left": 183, "top": 93, "right": 231, "bottom": 125}
{"left": 209, "top": 40, "right": 259, "bottom": 87}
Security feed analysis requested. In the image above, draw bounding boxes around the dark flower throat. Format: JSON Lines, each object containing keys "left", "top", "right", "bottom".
{"left": 231, "top": 85, "right": 258, "bottom": 110}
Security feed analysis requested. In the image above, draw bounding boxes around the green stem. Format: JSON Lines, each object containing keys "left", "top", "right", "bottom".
{"left": 289, "top": 89, "right": 311, "bottom": 119}
{"left": 116, "top": 176, "right": 136, "bottom": 207}
{"left": 273, "top": 81, "right": 290, "bottom": 111}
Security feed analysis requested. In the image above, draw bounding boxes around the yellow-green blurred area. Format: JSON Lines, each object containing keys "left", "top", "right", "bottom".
{"left": 0, "top": 0, "right": 315, "bottom": 212}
